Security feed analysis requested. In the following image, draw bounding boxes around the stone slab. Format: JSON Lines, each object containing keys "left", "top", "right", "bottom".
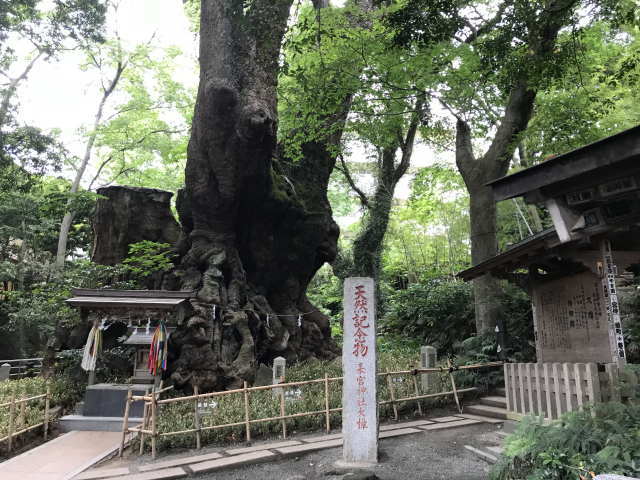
{"left": 59, "top": 415, "right": 143, "bottom": 432}
{"left": 302, "top": 432, "right": 343, "bottom": 443}
{"left": 115, "top": 467, "right": 186, "bottom": 480}
{"left": 0, "top": 430, "right": 122, "bottom": 480}
{"left": 464, "top": 445, "right": 498, "bottom": 464}
{"left": 226, "top": 440, "right": 301, "bottom": 455}
{"left": 431, "top": 416, "right": 463, "bottom": 422}
{"left": 379, "top": 420, "right": 433, "bottom": 431}
{"left": 83, "top": 384, "right": 148, "bottom": 417}
{"left": 189, "top": 451, "right": 276, "bottom": 474}
{"left": 75, "top": 467, "right": 131, "bottom": 479}
{"left": 419, "top": 419, "right": 480, "bottom": 430}
{"left": 276, "top": 438, "right": 343, "bottom": 455}
{"left": 378, "top": 427, "right": 421, "bottom": 439}
{"left": 137, "top": 452, "right": 223, "bottom": 472}
{"left": 486, "top": 446, "right": 504, "bottom": 454}
{"left": 458, "top": 413, "right": 505, "bottom": 424}
{"left": 342, "top": 277, "right": 378, "bottom": 465}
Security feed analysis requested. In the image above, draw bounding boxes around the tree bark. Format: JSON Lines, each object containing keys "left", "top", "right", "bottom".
{"left": 168, "top": 0, "right": 350, "bottom": 392}
{"left": 350, "top": 99, "right": 421, "bottom": 280}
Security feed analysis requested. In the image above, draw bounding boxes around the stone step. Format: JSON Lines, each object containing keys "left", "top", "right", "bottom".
{"left": 464, "top": 445, "right": 498, "bottom": 464}
{"left": 479, "top": 396, "right": 507, "bottom": 408}
{"left": 495, "top": 387, "right": 506, "bottom": 396}
{"left": 59, "top": 414, "right": 142, "bottom": 432}
{"left": 464, "top": 404, "right": 509, "bottom": 420}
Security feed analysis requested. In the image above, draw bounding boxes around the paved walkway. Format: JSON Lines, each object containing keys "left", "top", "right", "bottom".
{"left": 0, "top": 431, "right": 122, "bottom": 480}
{"left": 75, "top": 413, "right": 503, "bottom": 480}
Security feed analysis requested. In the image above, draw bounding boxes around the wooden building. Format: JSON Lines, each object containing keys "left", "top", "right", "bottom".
{"left": 459, "top": 125, "right": 640, "bottom": 419}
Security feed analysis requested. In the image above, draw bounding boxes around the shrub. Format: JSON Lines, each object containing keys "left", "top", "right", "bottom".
{"left": 383, "top": 278, "right": 475, "bottom": 354}
{"left": 491, "top": 402, "right": 640, "bottom": 480}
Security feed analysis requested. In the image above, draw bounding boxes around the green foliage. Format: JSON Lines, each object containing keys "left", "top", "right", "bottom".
{"left": 0, "top": 376, "right": 85, "bottom": 441}
{"left": 0, "top": 260, "right": 135, "bottom": 358}
{"left": 383, "top": 278, "right": 475, "bottom": 354}
{"left": 492, "top": 402, "right": 640, "bottom": 480}
{"left": 122, "top": 241, "right": 176, "bottom": 280}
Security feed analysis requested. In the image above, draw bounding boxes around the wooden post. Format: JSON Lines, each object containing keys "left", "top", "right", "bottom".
{"left": 563, "top": 363, "right": 573, "bottom": 413}
{"left": 194, "top": 385, "right": 201, "bottom": 450}
{"left": 504, "top": 364, "right": 512, "bottom": 413}
{"left": 243, "top": 381, "right": 251, "bottom": 444}
{"left": 18, "top": 398, "right": 25, "bottom": 430}
{"left": 553, "top": 363, "right": 563, "bottom": 418}
{"left": 139, "top": 388, "right": 150, "bottom": 455}
{"left": 412, "top": 374, "right": 423, "bottom": 417}
{"left": 518, "top": 363, "right": 526, "bottom": 414}
{"left": 534, "top": 363, "right": 542, "bottom": 416}
{"left": 44, "top": 385, "right": 50, "bottom": 441}
{"left": 7, "top": 393, "right": 15, "bottom": 453}
{"left": 574, "top": 363, "right": 584, "bottom": 409}
{"left": 280, "top": 388, "right": 287, "bottom": 439}
{"left": 119, "top": 388, "right": 132, "bottom": 458}
{"left": 585, "top": 362, "right": 601, "bottom": 404}
{"left": 605, "top": 363, "right": 620, "bottom": 402}
{"left": 526, "top": 364, "right": 534, "bottom": 415}
{"left": 324, "top": 374, "right": 331, "bottom": 433}
{"left": 543, "top": 363, "right": 552, "bottom": 419}
{"left": 151, "top": 390, "right": 158, "bottom": 460}
{"left": 386, "top": 371, "right": 398, "bottom": 421}
{"left": 447, "top": 359, "right": 461, "bottom": 414}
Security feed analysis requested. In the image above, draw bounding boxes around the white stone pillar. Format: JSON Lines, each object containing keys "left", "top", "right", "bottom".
{"left": 272, "top": 356, "right": 286, "bottom": 397}
{"left": 341, "top": 277, "right": 378, "bottom": 467}
{"left": 420, "top": 346, "right": 437, "bottom": 391}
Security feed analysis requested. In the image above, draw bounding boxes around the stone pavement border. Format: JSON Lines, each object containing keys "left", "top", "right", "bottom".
{"left": 74, "top": 414, "right": 498, "bottom": 480}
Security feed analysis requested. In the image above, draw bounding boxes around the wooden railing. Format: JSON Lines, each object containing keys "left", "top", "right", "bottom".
{"left": 504, "top": 362, "right": 627, "bottom": 420}
{"left": 0, "top": 387, "right": 52, "bottom": 453}
{"left": 0, "top": 358, "right": 43, "bottom": 379}
{"left": 120, "top": 361, "right": 502, "bottom": 459}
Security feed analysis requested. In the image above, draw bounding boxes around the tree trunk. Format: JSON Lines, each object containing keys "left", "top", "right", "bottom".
{"left": 468, "top": 184, "right": 503, "bottom": 333}
{"left": 167, "top": 0, "right": 343, "bottom": 392}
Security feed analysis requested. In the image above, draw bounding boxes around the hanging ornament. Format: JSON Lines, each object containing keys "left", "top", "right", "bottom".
{"left": 81, "top": 322, "right": 102, "bottom": 372}
{"left": 266, "top": 314, "right": 270, "bottom": 328}
{"left": 145, "top": 317, "right": 151, "bottom": 335}
{"left": 212, "top": 305, "right": 216, "bottom": 321}
{"left": 297, "top": 314, "right": 302, "bottom": 327}
{"left": 148, "top": 320, "right": 168, "bottom": 376}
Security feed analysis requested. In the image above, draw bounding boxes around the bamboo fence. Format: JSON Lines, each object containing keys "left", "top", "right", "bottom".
{"left": 121, "top": 361, "right": 502, "bottom": 459}
{"left": 0, "top": 386, "right": 52, "bottom": 453}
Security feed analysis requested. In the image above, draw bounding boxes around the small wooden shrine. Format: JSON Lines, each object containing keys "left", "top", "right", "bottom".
{"left": 459, "top": 125, "right": 640, "bottom": 418}
{"left": 60, "top": 288, "right": 193, "bottom": 431}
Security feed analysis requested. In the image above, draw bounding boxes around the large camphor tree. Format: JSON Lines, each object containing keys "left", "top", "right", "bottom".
{"left": 166, "top": 0, "right": 374, "bottom": 391}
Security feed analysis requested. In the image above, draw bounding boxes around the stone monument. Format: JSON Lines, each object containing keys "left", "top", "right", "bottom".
{"left": 340, "top": 277, "right": 378, "bottom": 467}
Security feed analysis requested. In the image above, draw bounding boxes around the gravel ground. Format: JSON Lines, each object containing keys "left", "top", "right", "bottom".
{"left": 194, "top": 423, "right": 498, "bottom": 480}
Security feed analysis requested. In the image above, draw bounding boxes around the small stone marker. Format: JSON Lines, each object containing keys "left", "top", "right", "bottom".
{"left": 420, "top": 346, "right": 437, "bottom": 391}
{"left": 341, "top": 277, "right": 378, "bottom": 467}
{"left": 272, "top": 356, "right": 286, "bottom": 397}
{"left": 0, "top": 363, "right": 11, "bottom": 381}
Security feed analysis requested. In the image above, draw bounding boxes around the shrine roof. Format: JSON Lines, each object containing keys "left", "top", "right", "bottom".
{"left": 66, "top": 288, "right": 194, "bottom": 310}
{"left": 488, "top": 124, "right": 640, "bottom": 202}
{"left": 457, "top": 228, "right": 559, "bottom": 281}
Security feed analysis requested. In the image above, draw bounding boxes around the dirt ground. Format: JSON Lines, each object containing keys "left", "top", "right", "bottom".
{"left": 194, "top": 423, "right": 499, "bottom": 480}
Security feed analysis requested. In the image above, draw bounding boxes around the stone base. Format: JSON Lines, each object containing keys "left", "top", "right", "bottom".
{"left": 83, "top": 383, "right": 149, "bottom": 418}
{"left": 59, "top": 415, "right": 143, "bottom": 432}
{"left": 333, "top": 459, "right": 379, "bottom": 471}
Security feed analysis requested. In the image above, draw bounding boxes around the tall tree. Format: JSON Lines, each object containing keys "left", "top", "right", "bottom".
{"left": 167, "top": 0, "right": 375, "bottom": 390}
{"left": 389, "top": 0, "right": 586, "bottom": 333}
